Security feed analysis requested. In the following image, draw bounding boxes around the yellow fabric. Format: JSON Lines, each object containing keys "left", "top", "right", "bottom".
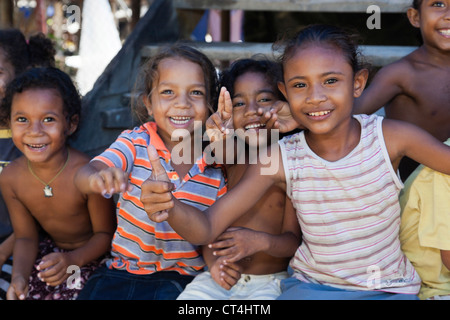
{"left": 399, "top": 139, "right": 450, "bottom": 300}
{"left": 0, "top": 129, "right": 12, "bottom": 139}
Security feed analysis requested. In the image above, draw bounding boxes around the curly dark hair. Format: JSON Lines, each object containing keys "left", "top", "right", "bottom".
{"left": 132, "top": 43, "right": 219, "bottom": 124}
{"left": 0, "top": 67, "right": 81, "bottom": 134}
{"left": 219, "top": 57, "right": 285, "bottom": 101}
{"left": 0, "top": 29, "right": 55, "bottom": 75}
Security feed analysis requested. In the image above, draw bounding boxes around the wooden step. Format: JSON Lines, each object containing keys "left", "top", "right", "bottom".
{"left": 141, "top": 41, "right": 416, "bottom": 67}
{"left": 173, "top": 0, "right": 412, "bottom": 13}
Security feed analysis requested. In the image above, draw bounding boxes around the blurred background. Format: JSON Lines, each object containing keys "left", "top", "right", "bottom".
{"left": 0, "top": 0, "right": 420, "bottom": 155}
{"left": 0, "top": 0, "right": 420, "bottom": 96}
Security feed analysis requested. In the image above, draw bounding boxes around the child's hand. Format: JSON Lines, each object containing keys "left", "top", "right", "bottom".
{"left": 209, "top": 227, "right": 262, "bottom": 264}
{"left": 88, "top": 166, "right": 131, "bottom": 198}
{"left": 205, "top": 87, "right": 234, "bottom": 142}
{"left": 210, "top": 255, "right": 242, "bottom": 290}
{"left": 141, "top": 144, "right": 175, "bottom": 222}
{"left": 259, "top": 100, "right": 300, "bottom": 133}
{"left": 36, "top": 252, "right": 73, "bottom": 287}
{"left": 7, "top": 275, "right": 28, "bottom": 300}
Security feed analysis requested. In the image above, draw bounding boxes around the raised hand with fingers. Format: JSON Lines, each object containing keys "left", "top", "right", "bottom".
{"left": 205, "top": 87, "right": 234, "bottom": 143}
{"left": 258, "top": 100, "right": 299, "bottom": 133}
{"left": 141, "top": 144, "right": 175, "bottom": 223}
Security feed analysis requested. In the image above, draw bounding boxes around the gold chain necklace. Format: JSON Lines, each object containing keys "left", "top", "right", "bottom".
{"left": 27, "top": 149, "right": 70, "bottom": 197}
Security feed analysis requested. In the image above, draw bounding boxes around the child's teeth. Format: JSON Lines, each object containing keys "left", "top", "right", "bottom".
{"left": 308, "top": 111, "right": 331, "bottom": 116}
{"left": 29, "top": 144, "right": 45, "bottom": 148}
{"left": 245, "top": 123, "right": 266, "bottom": 130}
{"left": 171, "top": 116, "right": 191, "bottom": 124}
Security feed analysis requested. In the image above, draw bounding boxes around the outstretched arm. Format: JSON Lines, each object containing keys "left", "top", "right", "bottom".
{"left": 74, "top": 160, "right": 131, "bottom": 198}
{"left": 383, "top": 119, "right": 450, "bottom": 175}
{"left": 353, "top": 63, "right": 404, "bottom": 115}
{"left": 209, "top": 197, "right": 300, "bottom": 263}
{"left": 141, "top": 144, "right": 285, "bottom": 245}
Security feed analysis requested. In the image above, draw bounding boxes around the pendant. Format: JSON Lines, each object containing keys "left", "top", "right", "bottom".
{"left": 44, "top": 185, "right": 53, "bottom": 197}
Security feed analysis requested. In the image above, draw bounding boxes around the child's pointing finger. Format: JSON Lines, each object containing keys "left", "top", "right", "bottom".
{"left": 142, "top": 144, "right": 174, "bottom": 222}
{"left": 147, "top": 144, "right": 170, "bottom": 183}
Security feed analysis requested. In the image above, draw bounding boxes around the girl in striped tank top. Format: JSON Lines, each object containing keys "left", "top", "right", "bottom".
{"left": 143, "top": 24, "right": 450, "bottom": 300}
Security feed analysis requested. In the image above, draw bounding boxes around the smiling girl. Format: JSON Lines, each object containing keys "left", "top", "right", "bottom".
{"left": 0, "top": 30, "right": 56, "bottom": 300}
{"left": 0, "top": 67, "right": 115, "bottom": 300}
{"left": 142, "top": 25, "right": 450, "bottom": 300}
{"left": 74, "top": 44, "right": 227, "bottom": 300}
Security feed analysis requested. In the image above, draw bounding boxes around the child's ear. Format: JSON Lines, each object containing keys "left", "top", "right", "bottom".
{"left": 68, "top": 115, "right": 79, "bottom": 135}
{"left": 353, "top": 69, "right": 369, "bottom": 98}
{"left": 277, "top": 81, "right": 288, "bottom": 100}
{"left": 142, "top": 94, "right": 153, "bottom": 117}
{"left": 407, "top": 7, "right": 420, "bottom": 28}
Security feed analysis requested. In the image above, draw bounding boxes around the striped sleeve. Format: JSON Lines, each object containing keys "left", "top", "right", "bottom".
{"left": 93, "top": 129, "right": 140, "bottom": 173}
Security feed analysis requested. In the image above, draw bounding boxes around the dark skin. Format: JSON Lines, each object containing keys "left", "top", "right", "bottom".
{"left": 354, "top": 1, "right": 450, "bottom": 265}
{"left": 140, "top": 44, "right": 450, "bottom": 261}
{"left": 354, "top": 3, "right": 450, "bottom": 142}
{"left": 0, "top": 49, "right": 17, "bottom": 271}
{"left": 200, "top": 74, "right": 300, "bottom": 290}
{"left": 207, "top": 163, "right": 299, "bottom": 275}
{"left": 0, "top": 88, "right": 115, "bottom": 300}
{"left": 1, "top": 148, "right": 116, "bottom": 300}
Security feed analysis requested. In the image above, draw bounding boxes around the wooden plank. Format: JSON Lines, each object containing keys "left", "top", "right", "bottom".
{"left": 141, "top": 42, "right": 416, "bottom": 66}
{"left": 173, "top": 0, "right": 412, "bottom": 13}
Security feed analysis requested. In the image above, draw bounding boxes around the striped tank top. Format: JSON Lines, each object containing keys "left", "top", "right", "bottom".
{"left": 279, "top": 114, "right": 421, "bottom": 294}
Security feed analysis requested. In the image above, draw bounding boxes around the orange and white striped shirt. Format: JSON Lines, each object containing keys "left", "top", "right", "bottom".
{"left": 279, "top": 114, "right": 421, "bottom": 294}
{"left": 94, "top": 122, "right": 227, "bottom": 276}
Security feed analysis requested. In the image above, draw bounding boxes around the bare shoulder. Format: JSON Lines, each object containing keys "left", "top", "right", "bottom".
{"left": 374, "top": 54, "right": 416, "bottom": 84}
{"left": 69, "top": 147, "right": 90, "bottom": 162}
{"left": 0, "top": 156, "right": 26, "bottom": 187}
{"left": 381, "top": 117, "right": 419, "bottom": 140}
{"left": 67, "top": 147, "right": 91, "bottom": 170}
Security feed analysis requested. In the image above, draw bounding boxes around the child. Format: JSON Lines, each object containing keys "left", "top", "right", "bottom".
{"left": 0, "top": 29, "right": 56, "bottom": 299}
{"left": 142, "top": 24, "right": 450, "bottom": 300}
{"left": 0, "top": 67, "right": 115, "bottom": 300}
{"left": 177, "top": 58, "right": 301, "bottom": 300}
{"left": 353, "top": 0, "right": 450, "bottom": 180}
{"left": 74, "top": 44, "right": 227, "bottom": 300}
{"left": 399, "top": 138, "right": 450, "bottom": 300}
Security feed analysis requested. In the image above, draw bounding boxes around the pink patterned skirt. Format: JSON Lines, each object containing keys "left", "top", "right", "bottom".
{"left": 27, "top": 237, "right": 105, "bottom": 300}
